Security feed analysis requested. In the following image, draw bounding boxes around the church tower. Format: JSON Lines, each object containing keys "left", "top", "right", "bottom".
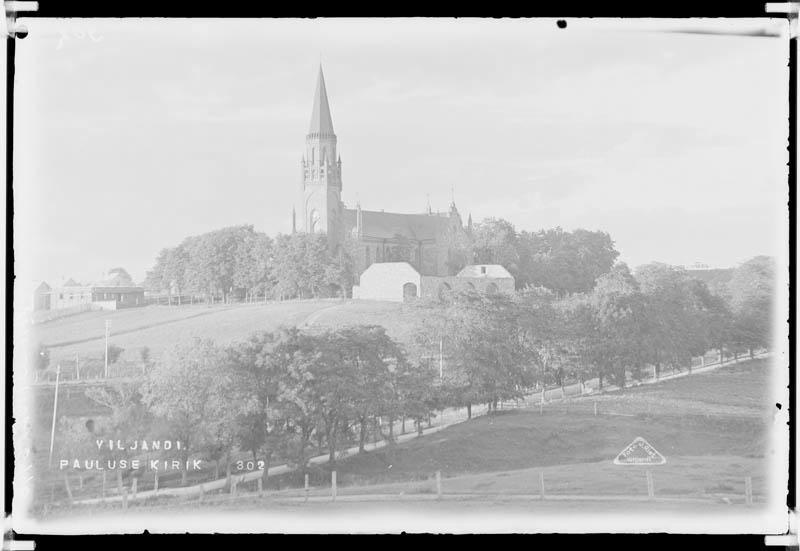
{"left": 300, "top": 65, "right": 344, "bottom": 246}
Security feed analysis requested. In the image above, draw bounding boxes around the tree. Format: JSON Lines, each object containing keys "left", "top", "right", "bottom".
{"left": 107, "top": 267, "right": 133, "bottom": 283}
{"left": 85, "top": 381, "right": 151, "bottom": 491}
{"left": 141, "top": 338, "right": 234, "bottom": 485}
{"left": 586, "top": 263, "right": 647, "bottom": 389}
{"left": 271, "top": 232, "right": 355, "bottom": 299}
{"left": 233, "top": 232, "right": 274, "bottom": 301}
{"left": 516, "top": 286, "right": 563, "bottom": 378}
{"left": 728, "top": 256, "right": 776, "bottom": 355}
{"left": 144, "top": 246, "right": 187, "bottom": 302}
{"left": 415, "top": 288, "right": 537, "bottom": 414}
{"left": 471, "top": 218, "right": 520, "bottom": 276}
{"left": 334, "top": 326, "right": 401, "bottom": 452}
{"left": 556, "top": 292, "right": 599, "bottom": 390}
{"left": 225, "top": 330, "right": 292, "bottom": 484}
{"left": 56, "top": 417, "right": 97, "bottom": 499}
{"left": 636, "top": 263, "right": 705, "bottom": 376}
{"left": 517, "top": 227, "right": 619, "bottom": 294}
{"left": 290, "top": 330, "right": 357, "bottom": 466}
{"left": 107, "top": 344, "right": 124, "bottom": 365}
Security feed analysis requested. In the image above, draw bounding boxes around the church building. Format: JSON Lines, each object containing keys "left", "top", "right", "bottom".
{"left": 295, "top": 66, "right": 469, "bottom": 278}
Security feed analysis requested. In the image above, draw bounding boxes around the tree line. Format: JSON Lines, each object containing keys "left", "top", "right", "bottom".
{"left": 144, "top": 219, "right": 620, "bottom": 302}
{"left": 415, "top": 255, "right": 775, "bottom": 409}
{"left": 144, "top": 226, "right": 356, "bottom": 303}
{"left": 63, "top": 325, "right": 436, "bottom": 488}
{"left": 462, "top": 219, "right": 620, "bottom": 294}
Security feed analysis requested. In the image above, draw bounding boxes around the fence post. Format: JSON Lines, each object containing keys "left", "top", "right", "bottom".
{"left": 700, "top": 355, "right": 705, "bottom": 367}
{"left": 331, "top": 470, "right": 337, "bottom": 502}
{"left": 745, "top": 476, "right": 753, "bottom": 506}
{"left": 539, "top": 472, "right": 545, "bottom": 500}
{"left": 102, "top": 471, "right": 107, "bottom": 500}
{"left": 153, "top": 472, "right": 159, "bottom": 495}
{"left": 435, "top": 471, "right": 442, "bottom": 500}
{"left": 646, "top": 470, "right": 654, "bottom": 499}
{"left": 257, "top": 477, "right": 263, "bottom": 497}
{"left": 594, "top": 401, "right": 598, "bottom": 417}
{"left": 305, "top": 473, "right": 309, "bottom": 503}
{"left": 131, "top": 477, "right": 137, "bottom": 499}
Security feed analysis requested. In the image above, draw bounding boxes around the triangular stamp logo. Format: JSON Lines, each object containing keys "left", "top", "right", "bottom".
{"left": 613, "top": 437, "right": 666, "bottom": 465}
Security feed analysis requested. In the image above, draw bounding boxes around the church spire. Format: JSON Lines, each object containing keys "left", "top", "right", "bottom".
{"left": 308, "top": 65, "right": 335, "bottom": 137}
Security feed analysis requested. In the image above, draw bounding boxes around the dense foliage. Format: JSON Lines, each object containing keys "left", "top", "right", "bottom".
{"left": 143, "top": 218, "right": 621, "bottom": 301}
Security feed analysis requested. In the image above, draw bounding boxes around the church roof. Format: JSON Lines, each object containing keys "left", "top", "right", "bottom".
{"left": 308, "top": 65, "right": 335, "bottom": 137}
{"left": 344, "top": 208, "right": 453, "bottom": 242}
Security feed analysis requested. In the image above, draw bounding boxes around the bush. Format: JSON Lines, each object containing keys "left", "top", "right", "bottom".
{"left": 107, "top": 344, "right": 124, "bottom": 364}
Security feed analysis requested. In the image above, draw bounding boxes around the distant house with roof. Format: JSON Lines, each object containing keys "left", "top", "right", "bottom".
{"left": 30, "top": 281, "right": 51, "bottom": 311}
{"left": 353, "top": 262, "right": 515, "bottom": 303}
{"left": 43, "top": 269, "right": 145, "bottom": 312}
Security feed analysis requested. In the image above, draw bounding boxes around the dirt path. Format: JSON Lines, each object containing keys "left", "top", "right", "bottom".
{"left": 298, "top": 302, "right": 346, "bottom": 328}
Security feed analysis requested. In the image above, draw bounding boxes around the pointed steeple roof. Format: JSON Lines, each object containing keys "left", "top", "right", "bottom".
{"left": 308, "top": 65, "right": 335, "bottom": 136}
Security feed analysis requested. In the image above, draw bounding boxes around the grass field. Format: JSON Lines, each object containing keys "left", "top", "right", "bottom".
{"left": 29, "top": 299, "right": 424, "bottom": 366}
{"left": 547, "top": 358, "right": 774, "bottom": 418}
{"left": 323, "top": 406, "right": 767, "bottom": 489}
{"left": 329, "top": 357, "right": 772, "bottom": 477}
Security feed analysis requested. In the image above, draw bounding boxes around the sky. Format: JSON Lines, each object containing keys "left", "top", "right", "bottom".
{"left": 12, "top": 18, "right": 790, "bottom": 286}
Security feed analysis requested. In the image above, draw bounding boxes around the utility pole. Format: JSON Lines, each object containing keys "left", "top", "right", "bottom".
{"left": 48, "top": 364, "right": 61, "bottom": 468}
{"left": 104, "top": 320, "right": 110, "bottom": 378}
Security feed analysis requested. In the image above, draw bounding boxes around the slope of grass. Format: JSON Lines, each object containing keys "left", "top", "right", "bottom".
{"left": 31, "top": 299, "right": 415, "bottom": 365}
{"left": 317, "top": 358, "right": 775, "bottom": 489}
{"left": 549, "top": 357, "right": 775, "bottom": 418}
{"left": 326, "top": 409, "right": 767, "bottom": 488}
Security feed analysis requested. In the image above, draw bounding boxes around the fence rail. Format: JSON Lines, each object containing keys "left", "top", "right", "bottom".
{"left": 41, "top": 467, "right": 761, "bottom": 515}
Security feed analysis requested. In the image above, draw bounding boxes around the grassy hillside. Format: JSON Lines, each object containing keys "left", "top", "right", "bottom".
{"left": 327, "top": 409, "right": 767, "bottom": 487}
{"left": 548, "top": 358, "right": 773, "bottom": 418}
{"left": 30, "top": 299, "right": 424, "bottom": 366}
